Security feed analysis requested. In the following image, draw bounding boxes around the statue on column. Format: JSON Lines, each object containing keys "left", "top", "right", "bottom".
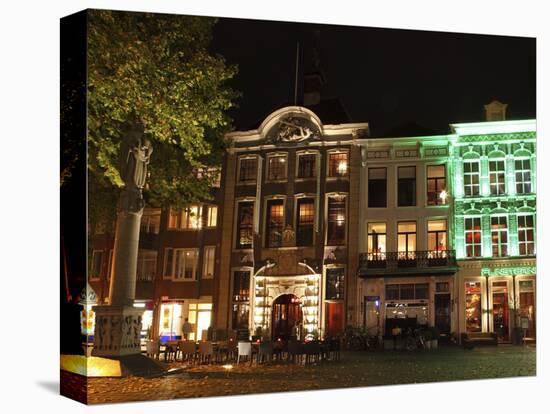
{"left": 118, "top": 123, "right": 153, "bottom": 213}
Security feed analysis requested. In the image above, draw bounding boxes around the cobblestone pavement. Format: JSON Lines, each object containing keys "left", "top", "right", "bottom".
{"left": 86, "top": 346, "right": 536, "bottom": 404}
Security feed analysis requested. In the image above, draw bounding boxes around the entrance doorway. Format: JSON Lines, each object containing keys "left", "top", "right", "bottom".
{"left": 492, "top": 281, "right": 510, "bottom": 342}
{"left": 272, "top": 294, "right": 302, "bottom": 340}
{"left": 326, "top": 302, "right": 344, "bottom": 338}
{"left": 434, "top": 294, "right": 451, "bottom": 335}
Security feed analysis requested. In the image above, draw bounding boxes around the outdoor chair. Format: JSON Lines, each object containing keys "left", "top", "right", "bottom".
{"left": 237, "top": 341, "right": 253, "bottom": 365}
{"left": 198, "top": 341, "right": 214, "bottom": 364}
{"left": 257, "top": 341, "right": 273, "bottom": 364}
{"left": 225, "top": 338, "right": 238, "bottom": 361}
{"left": 146, "top": 340, "right": 160, "bottom": 360}
{"left": 304, "top": 341, "right": 321, "bottom": 365}
{"left": 179, "top": 340, "right": 197, "bottom": 363}
{"left": 215, "top": 340, "right": 229, "bottom": 362}
{"left": 328, "top": 338, "right": 341, "bottom": 361}
{"left": 164, "top": 342, "right": 178, "bottom": 362}
{"left": 272, "top": 340, "right": 285, "bottom": 361}
{"left": 287, "top": 340, "right": 304, "bottom": 364}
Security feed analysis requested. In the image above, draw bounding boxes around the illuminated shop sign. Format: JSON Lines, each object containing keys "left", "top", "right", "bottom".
{"left": 480, "top": 266, "right": 536, "bottom": 277}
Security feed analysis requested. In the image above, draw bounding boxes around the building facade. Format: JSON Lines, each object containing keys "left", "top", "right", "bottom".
{"left": 449, "top": 118, "right": 537, "bottom": 342}
{"left": 214, "top": 106, "right": 368, "bottom": 340}
{"left": 88, "top": 102, "right": 536, "bottom": 345}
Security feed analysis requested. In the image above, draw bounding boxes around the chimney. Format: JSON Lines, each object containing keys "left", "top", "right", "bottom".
{"left": 303, "top": 72, "right": 324, "bottom": 106}
{"left": 484, "top": 100, "right": 508, "bottom": 121}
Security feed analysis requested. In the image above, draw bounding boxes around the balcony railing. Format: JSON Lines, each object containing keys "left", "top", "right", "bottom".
{"left": 359, "top": 250, "right": 457, "bottom": 276}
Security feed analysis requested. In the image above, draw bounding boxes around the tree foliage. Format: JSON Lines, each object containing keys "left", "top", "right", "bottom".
{"left": 86, "top": 10, "right": 238, "bottom": 228}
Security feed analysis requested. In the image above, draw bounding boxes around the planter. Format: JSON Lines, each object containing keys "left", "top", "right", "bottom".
{"left": 424, "top": 340, "right": 432, "bottom": 350}
{"left": 431, "top": 339, "right": 438, "bottom": 349}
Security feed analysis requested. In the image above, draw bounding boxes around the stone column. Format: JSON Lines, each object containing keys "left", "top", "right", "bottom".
{"left": 93, "top": 123, "right": 153, "bottom": 358}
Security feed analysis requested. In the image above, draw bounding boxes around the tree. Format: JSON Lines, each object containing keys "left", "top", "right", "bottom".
{"left": 86, "top": 10, "right": 238, "bottom": 230}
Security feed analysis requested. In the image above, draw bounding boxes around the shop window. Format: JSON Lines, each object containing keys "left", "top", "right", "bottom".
{"left": 463, "top": 161, "right": 480, "bottom": 197}
{"left": 327, "top": 195, "right": 347, "bottom": 245}
{"left": 238, "top": 157, "right": 257, "bottom": 182}
{"left": 400, "top": 284, "right": 415, "bottom": 300}
{"left": 326, "top": 267, "right": 345, "bottom": 300}
{"left": 491, "top": 216, "right": 508, "bottom": 257}
{"left": 140, "top": 208, "right": 161, "bottom": 234}
{"left": 489, "top": 160, "right": 506, "bottom": 195}
{"left": 368, "top": 168, "right": 387, "bottom": 207}
{"left": 427, "top": 220, "right": 447, "bottom": 253}
{"left": 397, "top": 166, "right": 416, "bottom": 207}
{"left": 232, "top": 303, "right": 250, "bottom": 330}
{"left": 297, "top": 153, "right": 316, "bottom": 179}
{"left": 414, "top": 283, "right": 429, "bottom": 300}
{"left": 367, "top": 222, "right": 386, "bottom": 258}
{"left": 385, "top": 283, "right": 429, "bottom": 301}
{"left": 465, "top": 217, "right": 482, "bottom": 258}
{"left": 518, "top": 215, "right": 535, "bottom": 256}
{"left": 90, "top": 250, "right": 104, "bottom": 279}
{"left": 202, "top": 246, "right": 215, "bottom": 279}
{"left": 205, "top": 205, "right": 218, "bottom": 227}
{"left": 267, "top": 154, "right": 287, "bottom": 181}
{"left": 188, "top": 303, "right": 213, "bottom": 341}
{"left": 328, "top": 152, "right": 348, "bottom": 178}
{"left": 465, "top": 282, "right": 482, "bottom": 332}
{"left": 296, "top": 198, "right": 314, "bottom": 246}
{"left": 136, "top": 250, "right": 157, "bottom": 282}
{"left": 398, "top": 221, "right": 417, "bottom": 259}
{"left": 168, "top": 205, "right": 202, "bottom": 230}
{"left": 515, "top": 159, "right": 532, "bottom": 194}
{"left": 159, "top": 303, "right": 182, "bottom": 341}
{"left": 427, "top": 165, "right": 446, "bottom": 205}
{"left": 265, "top": 199, "right": 284, "bottom": 247}
{"left": 236, "top": 202, "right": 254, "bottom": 249}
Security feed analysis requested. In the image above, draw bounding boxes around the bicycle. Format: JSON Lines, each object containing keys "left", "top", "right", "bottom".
{"left": 404, "top": 327, "right": 426, "bottom": 351}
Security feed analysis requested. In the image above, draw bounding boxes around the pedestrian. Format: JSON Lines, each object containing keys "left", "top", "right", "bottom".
{"left": 391, "top": 325, "right": 402, "bottom": 350}
{"left": 182, "top": 318, "right": 193, "bottom": 340}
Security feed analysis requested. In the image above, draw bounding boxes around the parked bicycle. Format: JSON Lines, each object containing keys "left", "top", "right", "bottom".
{"left": 403, "top": 327, "right": 426, "bottom": 351}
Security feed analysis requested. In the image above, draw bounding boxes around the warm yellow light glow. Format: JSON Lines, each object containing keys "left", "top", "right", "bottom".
{"left": 337, "top": 161, "right": 348, "bottom": 175}
{"left": 60, "top": 355, "right": 121, "bottom": 377}
{"left": 222, "top": 364, "right": 234, "bottom": 370}
{"left": 439, "top": 190, "right": 448, "bottom": 204}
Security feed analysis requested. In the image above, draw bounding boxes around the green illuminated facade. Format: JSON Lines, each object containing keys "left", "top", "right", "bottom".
{"left": 448, "top": 119, "right": 536, "bottom": 342}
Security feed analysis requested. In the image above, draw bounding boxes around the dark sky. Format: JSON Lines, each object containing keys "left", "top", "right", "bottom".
{"left": 211, "top": 17, "right": 536, "bottom": 137}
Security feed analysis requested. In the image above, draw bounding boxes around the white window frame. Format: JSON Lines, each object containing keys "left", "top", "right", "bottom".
{"left": 205, "top": 205, "right": 218, "bottom": 228}
{"left": 489, "top": 159, "right": 506, "bottom": 195}
{"left": 295, "top": 150, "right": 319, "bottom": 180}
{"left": 237, "top": 155, "right": 258, "bottom": 185}
{"left": 515, "top": 158, "right": 532, "bottom": 194}
{"left": 463, "top": 160, "right": 480, "bottom": 197}
{"left": 517, "top": 214, "right": 535, "bottom": 256}
{"left": 137, "top": 250, "right": 157, "bottom": 282}
{"left": 325, "top": 192, "right": 348, "bottom": 246}
{"left": 491, "top": 216, "right": 508, "bottom": 257}
{"left": 265, "top": 152, "right": 288, "bottom": 182}
{"left": 326, "top": 149, "right": 349, "bottom": 179}
{"left": 167, "top": 205, "right": 203, "bottom": 230}
{"left": 163, "top": 248, "right": 199, "bottom": 281}
{"left": 464, "top": 216, "right": 482, "bottom": 258}
{"left": 202, "top": 246, "right": 216, "bottom": 279}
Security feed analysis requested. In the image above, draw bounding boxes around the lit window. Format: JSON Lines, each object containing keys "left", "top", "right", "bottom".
{"left": 463, "top": 161, "right": 480, "bottom": 197}
{"left": 232, "top": 270, "right": 250, "bottom": 330}
{"left": 206, "top": 205, "right": 218, "bottom": 227}
{"left": 515, "top": 159, "right": 532, "bottom": 194}
{"left": 328, "top": 152, "right": 348, "bottom": 178}
{"left": 267, "top": 154, "right": 287, "bottom": 181}
{"left": 427, "top": 220, "right": 447, "bottom": 252}
{"left": 167, "top": 206, "right": 202, "bottom": 230}
{"left": 398, "top": 166, "right": 416, "bottom": 207}
{"left": 397, "top": 221, "right": 417, "bottom": 259}
{"left": 465, "top": 217, "right": 482, "bottom": 258}
{"left": 518, "top": 215, "right": 535, "bottom": 256}
{"left": 326, "top": 267, "right": 345, "bottom": 300}
{"left": 427, "top": 165, "right": 446, "bottom": 205}
{"left": 202, "top": 246, "right": 216, "bottom": 279}
{"left": 164, "top": 248, "right": 198, "bottom": 280}
{"left": 491, "top": 216, "right": 508, "bottom": 257}
{"left": 297, "top": 153, "right": 316, "bottom": 179}
{"left": 266, "top": 199, "right": 284, "bottom": 248}
{"left": 236, "top": 202, "right": 254, "bottom": 249}
{"left": 327, "top": 195, "right": 346, "bottom": 245}
{"left": 465, "top": 282, "right": 482, "bottom": 332}
{"left": 367, "top": 222, "right": 386, "bottom": 257}
{"left": 238, "top": 157, "right": 257, "bottom": 182}
{"left": 296, "top": 198, "right": 315, "bottom": 246}
{"left": 489, "top": 160, "right": 506, "bottom": 195}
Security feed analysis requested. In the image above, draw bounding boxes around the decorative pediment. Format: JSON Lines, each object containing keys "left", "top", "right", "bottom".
{"left": 266, "top": 115, "right": 321, "bottom": 144}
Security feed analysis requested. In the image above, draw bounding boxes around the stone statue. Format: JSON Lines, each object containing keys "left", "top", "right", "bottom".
{"left": 118, "top": 123, "right": 153, "bottom": 213}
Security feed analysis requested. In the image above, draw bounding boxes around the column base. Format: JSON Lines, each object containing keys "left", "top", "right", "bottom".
{"left": 91, "top": 305, "right": 144, "bottom": 357}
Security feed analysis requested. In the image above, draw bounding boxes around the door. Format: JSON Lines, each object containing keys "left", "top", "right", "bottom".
{"left": 326, "top": 302, "right": 344, "bottom": 338}
{"left": 272, "top": 294, "right": 302, "bottom": 340}
{"left": 434, "top": 294, "right": 451, "bottom": 335}
{"left": 492, "top": 291, "right": 510, "bottom": 342}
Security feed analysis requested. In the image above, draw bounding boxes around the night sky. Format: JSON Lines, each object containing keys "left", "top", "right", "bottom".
{"left": 211, "top": 17, "right": 536, "bottom": 137}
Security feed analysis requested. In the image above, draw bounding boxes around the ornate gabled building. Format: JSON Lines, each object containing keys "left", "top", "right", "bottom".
{"left": 449, "top": 117, "right": 536, "bottom": 342}
{"left": 214, "top": 106, "right": 369, "bottom": 340}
